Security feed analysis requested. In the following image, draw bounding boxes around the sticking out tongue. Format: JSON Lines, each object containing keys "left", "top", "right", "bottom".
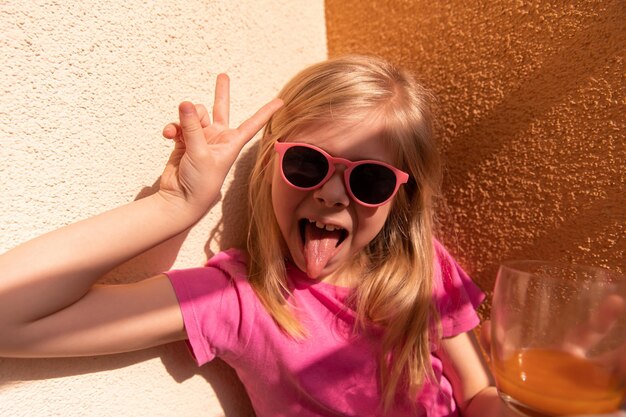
{"left": 303, "top": 222, "right": 342, "bottom": 278}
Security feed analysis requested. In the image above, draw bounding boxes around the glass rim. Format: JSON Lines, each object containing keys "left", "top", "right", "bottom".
{"left": 498, "top": 260, "right": 625, "bottom": 282}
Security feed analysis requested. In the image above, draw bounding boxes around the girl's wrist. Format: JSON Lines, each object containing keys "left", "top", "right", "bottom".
{"left": 152, "top": 190, "right": 213, "bottom": 228}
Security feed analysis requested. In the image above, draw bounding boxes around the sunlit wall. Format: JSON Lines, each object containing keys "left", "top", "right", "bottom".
{"left": 0, "top": 1, "right": 326, "bottom": 416}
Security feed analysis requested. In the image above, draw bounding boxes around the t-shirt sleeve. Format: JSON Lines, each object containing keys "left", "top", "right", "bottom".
{"left": 433, "top": 240, "right": 485, "bottom": 338}
{"left": 164, "top": 250, "right": 254, "bottom": 366}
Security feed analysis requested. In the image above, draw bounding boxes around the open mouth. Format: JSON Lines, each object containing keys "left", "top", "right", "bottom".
{"left": 299, "top": 218, "right": 348, "bottom": 247}
{"left": 298, "top": 218, "right": 348, "bottom": 278}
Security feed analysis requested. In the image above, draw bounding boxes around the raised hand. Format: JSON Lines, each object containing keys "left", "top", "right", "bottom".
{"left": 562, "top": 294, "right": 625, "bottom": 358}
{"left": 0, "top": 76, "right": 282, "bottom": 355}
{"left": 159, "top": 74, "right": 282, "bottom": 216}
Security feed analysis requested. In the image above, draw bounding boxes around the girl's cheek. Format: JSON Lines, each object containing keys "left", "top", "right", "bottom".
{"left": 353, "top": 206, "right": 392, "bottom": 245}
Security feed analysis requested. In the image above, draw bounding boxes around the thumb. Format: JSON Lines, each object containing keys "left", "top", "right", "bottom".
{"left": 178, "top": 101, "right": 206, "bottom": 154}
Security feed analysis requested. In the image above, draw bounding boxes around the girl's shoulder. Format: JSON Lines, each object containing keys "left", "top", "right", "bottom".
{"left": 432, "top": 239, "right": 485, "bottom": 336}
{"left": 204, "top": 248, "right": 249, "bottom": 271}
{"left": 432, "top": 238, "right": 472, "bottom": 287}
{"left": 166, "top": 248, "right": 260, "bottom": 365}
{"left": 166, "top": 248, "right": 251, "bottom": 290}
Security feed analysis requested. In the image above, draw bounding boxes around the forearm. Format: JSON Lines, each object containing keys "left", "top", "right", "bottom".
{"left": 0, "top": 192, "right": 202, "bottom": 325}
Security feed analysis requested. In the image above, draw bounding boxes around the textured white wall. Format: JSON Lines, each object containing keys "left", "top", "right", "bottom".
{"left": 0, "top": 1, "right": 326, "bottom": 416}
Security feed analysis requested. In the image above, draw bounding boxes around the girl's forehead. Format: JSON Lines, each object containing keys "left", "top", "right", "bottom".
{"left": 286, "top": 118, "right": 397, "bottom": 164}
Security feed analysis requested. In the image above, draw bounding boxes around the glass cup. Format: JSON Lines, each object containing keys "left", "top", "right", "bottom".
{"left": 490, "top": 261, "right": 626, "bottom": 416}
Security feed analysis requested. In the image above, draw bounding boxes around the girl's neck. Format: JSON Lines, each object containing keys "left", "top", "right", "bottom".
{"left": 318, "top": 258, "right": 365, "bottom": 288}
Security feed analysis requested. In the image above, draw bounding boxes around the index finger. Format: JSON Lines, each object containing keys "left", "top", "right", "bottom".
{"left": 234, "top": 98, "right": 283, "bottom": 147}
{"left": 178, "top": 101, "right": 206, "bottom": 153}
{"left": 212, "top": 73, "right": 230, "bottom": 127}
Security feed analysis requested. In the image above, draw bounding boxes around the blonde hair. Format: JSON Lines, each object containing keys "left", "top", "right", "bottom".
{"left": 247, "top": 55, "right": 442, "bottom": 414}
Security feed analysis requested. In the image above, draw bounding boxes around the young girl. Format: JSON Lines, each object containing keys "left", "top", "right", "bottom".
{"left": 0, "top": 55, "right": 507, "bottom": 416}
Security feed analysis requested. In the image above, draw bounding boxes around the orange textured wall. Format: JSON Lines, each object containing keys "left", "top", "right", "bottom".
{"left": 325, "top": 1, "right": 625, "bottom": 312}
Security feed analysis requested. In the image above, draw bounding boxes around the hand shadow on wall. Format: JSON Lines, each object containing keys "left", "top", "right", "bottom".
{"left": 0, "top": 179, "right": 254, "bottom": 416}
{"left": 203, "top": 142, "right": 261, "bottom": 259}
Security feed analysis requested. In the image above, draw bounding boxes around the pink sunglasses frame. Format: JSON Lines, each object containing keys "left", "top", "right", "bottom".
{"left": 274, "top": 142, "right": 409, "bottom": 208}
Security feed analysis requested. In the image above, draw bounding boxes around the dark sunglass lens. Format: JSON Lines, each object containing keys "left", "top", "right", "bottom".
{"left": 350, "top": 164, "right": 397, "bottom": 204}
{"left": 282, "top": 146, "right": 329, "bottom": 188}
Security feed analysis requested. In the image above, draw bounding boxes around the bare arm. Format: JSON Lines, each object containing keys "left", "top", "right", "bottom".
{"left": 437, "top": 331, "right": 518, "bottom": 417}
{"left": 0, "top": 74, "right": 282, "bottom": 357}
{"left": 0, "top": 273, "right": 185, "bottom": 357}
{"left": 0, "top": 194, "right": 192, "bottom": 357}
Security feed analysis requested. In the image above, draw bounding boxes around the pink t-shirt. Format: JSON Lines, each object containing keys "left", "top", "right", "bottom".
{"left": 166, "top": 241, "right": 484, "bottom": 417}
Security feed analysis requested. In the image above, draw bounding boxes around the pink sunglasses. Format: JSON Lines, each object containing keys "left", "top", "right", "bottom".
{"left": 274, "top": 142, "right": 409, "bottom": 207}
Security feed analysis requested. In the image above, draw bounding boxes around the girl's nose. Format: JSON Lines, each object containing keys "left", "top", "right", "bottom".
{"left": 313, "top": 170, "right": 350, "bottom": 208}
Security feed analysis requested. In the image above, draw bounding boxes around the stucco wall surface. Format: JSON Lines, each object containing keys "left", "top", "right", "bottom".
{"left": 0, "top": 1, "right": 326, "bottom": 416}
{"left": 326, "top": 0, "right": 625, "bottom": 309}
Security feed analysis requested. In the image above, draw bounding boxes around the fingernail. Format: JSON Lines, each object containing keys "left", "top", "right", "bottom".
{"left": 180, "top": 101, "right": 194, "bottom": 114}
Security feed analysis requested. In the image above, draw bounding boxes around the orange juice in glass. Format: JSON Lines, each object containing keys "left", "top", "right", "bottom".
{"left": 491, "top": 261, "right": 626, "bottom": 416}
